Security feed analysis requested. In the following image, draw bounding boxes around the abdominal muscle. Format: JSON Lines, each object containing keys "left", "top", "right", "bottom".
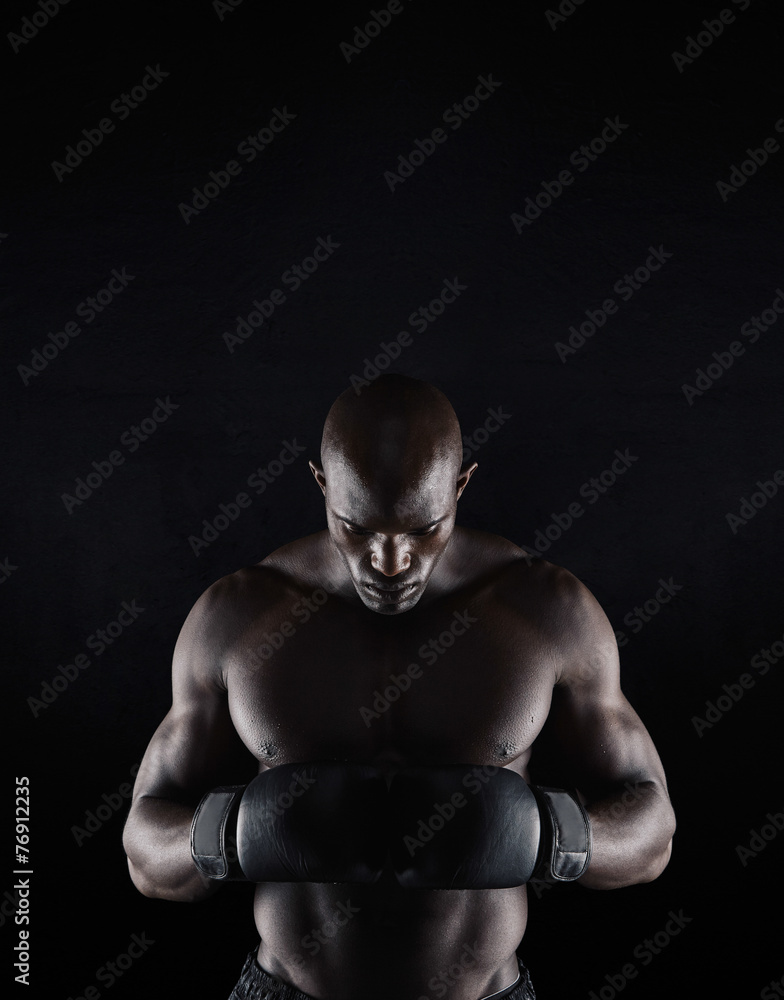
{"left": 253, "top": 873, "right": 528, "bottom": 1000}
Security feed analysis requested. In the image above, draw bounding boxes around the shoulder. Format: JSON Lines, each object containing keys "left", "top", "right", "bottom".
{"left": 451, "top": 527, "right": 610, "bottom": 622}
{"left": 486, "top": 541, "right": 605, "bottom": 621}
{"left": 181, "top": 529, "right": 342, "bottom": 649}
{"left": 535, "top": 565, "right": 619, "bottom": 689}
{"left": 172, "top": 560, "right": 306, "bottom": 689}
{"left": 185, "top": 563, "right": 295, "bottom": 629}
{"left": 192, "top": 531, "right": 336, "bottom": 631}
{"left": 480, "top": 544, "right": 618, "bottom": 684}
{"left": 257, "top": 530, "right": 332, "bottom": 584}
{"left": 451, "top": 526, "right": 535, "bottom": 585}
{"left": 454, "top": 528, "right": 569, "bottom": 598}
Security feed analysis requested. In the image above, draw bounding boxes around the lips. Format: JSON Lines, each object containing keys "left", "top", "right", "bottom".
{"left": 364, "top": 583, "right": 417, "bottom": 603}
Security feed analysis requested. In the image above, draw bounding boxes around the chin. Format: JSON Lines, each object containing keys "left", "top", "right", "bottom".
{"left": 369, "top": 602, "right": 415, "bottom": 616}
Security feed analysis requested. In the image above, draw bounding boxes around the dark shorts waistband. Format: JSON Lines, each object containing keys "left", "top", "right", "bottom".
{"left": 228, "top": 948, "right": 314, "bottom": 1000}
{"left": 227, "top": 946, "right": 536, "bottom": 1000}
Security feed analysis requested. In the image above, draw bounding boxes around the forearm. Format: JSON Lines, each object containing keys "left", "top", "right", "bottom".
{"left": 578, "top": 780, "right": 676, "bottom": 889}
{"left": 123, "top": 795, "right": 219, "bottom": 902}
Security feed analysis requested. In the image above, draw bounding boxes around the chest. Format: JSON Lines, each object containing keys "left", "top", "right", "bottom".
{"left": 225, "top": 593, "right": 554, "bottom": 770}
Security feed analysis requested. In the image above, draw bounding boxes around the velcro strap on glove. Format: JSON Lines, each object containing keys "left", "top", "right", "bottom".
{"left": 190, "top": 785, "right": 247, "bottom": 880}
{"left": 530, "top": 786, "right": 591, "bottom": 882}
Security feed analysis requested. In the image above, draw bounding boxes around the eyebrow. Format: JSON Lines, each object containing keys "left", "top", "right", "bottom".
{"left": 335, "top": 513, "right": 449, "bottom": 531}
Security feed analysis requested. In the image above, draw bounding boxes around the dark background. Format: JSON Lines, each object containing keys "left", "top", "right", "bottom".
{"left": 4, "top": 0, "right": 783, "bottom": 996}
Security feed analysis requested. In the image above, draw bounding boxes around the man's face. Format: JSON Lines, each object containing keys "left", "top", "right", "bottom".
{"left": 310, "top": 458, "right": 473, "bottom": 615}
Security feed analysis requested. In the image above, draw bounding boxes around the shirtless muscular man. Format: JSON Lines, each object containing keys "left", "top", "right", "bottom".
{"left": 122, "top": 374, "right": 676, "bottom": 1000}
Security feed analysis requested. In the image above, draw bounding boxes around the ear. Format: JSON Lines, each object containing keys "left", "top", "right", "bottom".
{"left": 309, "top": 460, "right": 327, "bottom": 496}
{"left": 456, "top": 461, "right": 478, "bottom": 500}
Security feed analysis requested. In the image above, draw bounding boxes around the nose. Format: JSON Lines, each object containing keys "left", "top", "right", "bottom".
{"left": 371, "top": 536, "right": 412, "bottom": 577}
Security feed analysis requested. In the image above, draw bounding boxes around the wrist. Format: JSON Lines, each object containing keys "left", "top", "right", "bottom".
{"left": 530, "top": 785, "right": 592, "bottom": 883}
{"left": 190, "top": 785, "right": 248, "bottom": 881}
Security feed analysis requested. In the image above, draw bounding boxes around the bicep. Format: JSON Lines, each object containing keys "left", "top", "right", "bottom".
{"left": 547, "top": 683, "right": 668, "bottom": 799}
{"left": 542, "top": 575, "right": 668, "bottom": 798}
{"left": 131, "top": 587, "right": 256, "bottom": 806}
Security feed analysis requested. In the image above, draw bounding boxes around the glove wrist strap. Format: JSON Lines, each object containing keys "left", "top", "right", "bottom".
{"left": 190, "top": 785, "right": 247, "bottom": 881}
{"left": 530, "top": 785, "right": 592, "bottom": 882}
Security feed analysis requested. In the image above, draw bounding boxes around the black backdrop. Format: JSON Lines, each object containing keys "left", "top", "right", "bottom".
{"left": 5, "top": 0, "right": 784, "bottom": 997}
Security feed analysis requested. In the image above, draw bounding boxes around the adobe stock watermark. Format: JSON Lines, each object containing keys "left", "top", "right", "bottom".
{"left": 383, "top": 75, "right": 502, "bottom": 192}
{"left": 761, "top": 970, "right": 784, "bottom": 999}
{"left": 715, "top": 118, "right": 784, "bottom": 201}
{"left": 348, "top": 277, "right": 467, "bottom": 394}
{"left": 724, "top": 468, "right": 784, "bottom": 534}
{"left": 8, "top": 0, "right": 73, "bottom": 54}
{"left": 66, "top": 931, "right": 155, "bottom": 997}
{"left": 401, "top": 765, "right": 504, "bottom": 860}
{"left": 71, "top": 762, "right": 141, "bottom": 847}
{"left": 614, "top": 577, "right": 683, "bottom": 648}
{"left": 415, "top": 939, "right": 489, "bottom": 1000}
{"left": 681, "top": 287, "right": 784, "bottom": 405}
{"left": 289, "top": 897, "right": 361, "bottom": 972}
{"left": 26, "top": 599, "right": 146, "bottom": 717}
{"left": 214, "top": 771, "right": 322, "bottom": 879}
{"left": 240, "top": 583, "right": 340, "bottom": 677}
{"left": 51, "top": 65, "right": 170, "bottom": 182}
{"left": 17, "top": 267, "right": 136, "bottom": 385}
{"left": 510, "top": 116, "right": 629, "bottom": 232}
{"left": 255, "top": 768, "right": 319, "bottom": 830}
{"left": 222, "top": 236, "right": 341, "bottom": 353}
{"left": 60, "top": 397, "right": 179, "bottom": 514}
{"left": 588, "top": 909, "right": 692, "bottom": 1000}
{"left": 691, "top": 627, "right": 784, "bottom": 737}
{"left": 0, "top": 886, "right": 26, "bottom": 930}
{"left": 736, "top": 805, "right": 784, "bottom": 867}
{"left": 188, "top": 439, "right": 306, "bottom": 555}
{"left": 545, "top": 0, "right": 591, "bottom": 31}
{"left": 360, "top": 610, "right": 477, "bottom": 727}
{"left": 212, "top": 0, "right": 245, "bottom": 20}
{"left": 339, "top": 0, "right": 409, "bottom": 63}
{"left": 532, "top": 782, "right": 654, "bottom": 900}
{"left": 0, "top": 557, "right": 18, "bottom": 585}
{"left": 461, "top": 406, "right": 512, "bottom": 464}
{"left": 671, "top": 0, "right": 753, "bottom": 74}
{"left": 178, "top": 106, "right": 297, "bottom": 223}
{"left": 523, "top": 448, "right": 639, "bottom": 556}
{"left": 555, "top": 246, "right": 673, "bottom": 362}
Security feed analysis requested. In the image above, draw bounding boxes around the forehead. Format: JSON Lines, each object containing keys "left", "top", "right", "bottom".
{"left": 326, "top": 457, "right": 455, "bottom": 522}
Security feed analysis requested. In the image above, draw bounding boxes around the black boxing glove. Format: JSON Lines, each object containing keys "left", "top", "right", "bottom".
{"left": 191, "top": 762, "right": 388, "bottom": 883}
{"left": 389, "top": 764, "right": 591, "bottom": 889}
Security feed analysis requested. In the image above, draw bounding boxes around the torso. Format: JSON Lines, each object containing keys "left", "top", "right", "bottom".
{"left": 220, "top": 527, "right": 563, "bottom": 1000}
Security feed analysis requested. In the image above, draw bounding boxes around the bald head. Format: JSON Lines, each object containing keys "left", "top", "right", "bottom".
{"left": 320, "top": 374, "right": 463, "bottom": 487}
{"left": 311, "top": 375, "right": 476, "bottom": 613}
